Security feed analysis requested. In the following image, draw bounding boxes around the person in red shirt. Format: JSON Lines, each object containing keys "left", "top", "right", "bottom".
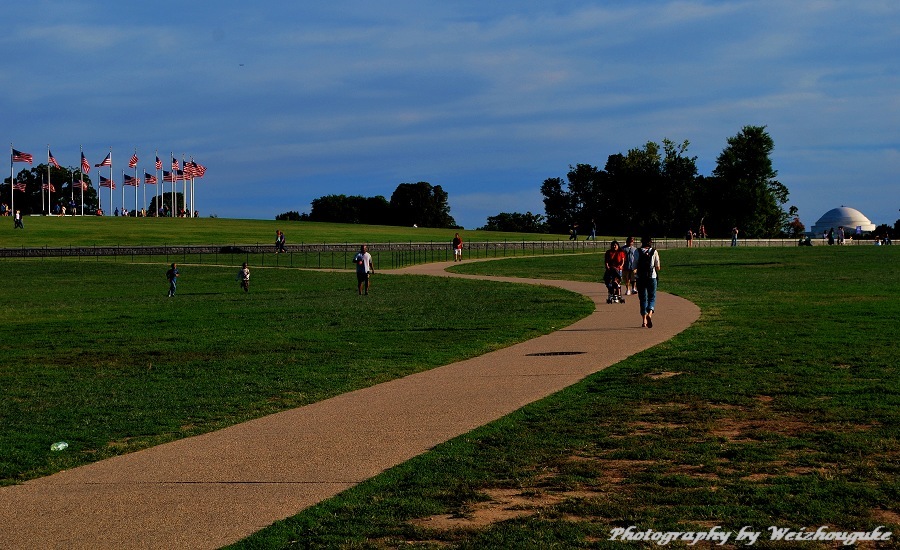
{"left": 603, "top": 240, "right": 626, "bottom": 303}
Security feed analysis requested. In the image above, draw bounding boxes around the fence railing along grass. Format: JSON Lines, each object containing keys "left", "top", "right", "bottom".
{"left": 0, "top": 237, "right": 847, "bottom": 270}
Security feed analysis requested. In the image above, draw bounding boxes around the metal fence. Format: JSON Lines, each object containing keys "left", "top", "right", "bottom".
{"left": 0, "top": 237, "right": 878, "bottom": 269}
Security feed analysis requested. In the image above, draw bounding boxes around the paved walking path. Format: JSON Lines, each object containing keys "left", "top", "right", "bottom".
{"left": 0, "top": 261, "right": 699, "bottom": 549}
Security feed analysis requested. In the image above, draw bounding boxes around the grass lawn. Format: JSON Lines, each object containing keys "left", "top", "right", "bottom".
{"left": 232, "top": 246, "right": 900, "bottom": 549}
{"left": 0, "top": 260, "right": 593, "bottom": 484}
{"left": 0, "top": 216, "right": 573, "bottom": 248}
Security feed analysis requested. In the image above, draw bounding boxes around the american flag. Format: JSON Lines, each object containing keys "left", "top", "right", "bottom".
{"left": 128, "top": 153, "right": 139, "bottom": 168}
{"left": 41, "top": 183, "right": 56, "bottom": 192}
{"left": 163, "top": 171, "right": 176, "bottom": 183}
{"left": 191, "top": 161, "right": 207, "bottom": 178}
{"left": 12, "top": 149, "right": 33, "bottom": 164}
{"left": 99, "top": 175, "right": 116, "bottom": 189}
{"left": 155, "top": 156, "right": 162, "bottom": 170}
{"left": 171, "top": 157, "right": 179, "bottom": 171}
{"left": 12, "top": 182, "right": 26, "bottom": 192}
{"left": 48, "top": 150, "right": 61, "bottom": 169}
{"left": 124, "top": 174, "right": 140, "bottom": 187}
{"left": 95, "top": 153, "right": 111, "bottom": 167}
{"left": 183, "top": 160, "right": 195, "bottom": 179}
{"left": 81, "top": 153, "right": 91, "bottom": 174}
{"left": 144, "top": 172, "right": 158, "bottom": 185}
{"left": 72, "top": 181, "right": 88, "bottom": 191}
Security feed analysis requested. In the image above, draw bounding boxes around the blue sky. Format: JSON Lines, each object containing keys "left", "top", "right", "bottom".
{"left": 3, "top": 1, "right": 898, "bottom": 231}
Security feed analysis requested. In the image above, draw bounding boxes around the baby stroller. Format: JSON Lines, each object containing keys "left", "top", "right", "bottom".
{"left": 604, "top": 268, "right": 625, "bottom": 304}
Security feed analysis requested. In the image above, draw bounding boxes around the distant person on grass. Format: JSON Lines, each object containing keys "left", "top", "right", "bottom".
{"left": 275, "top": 230, "right": 286, "bottom": 254}
{"left": 166, "top": 263, "right": 179, "bottom": 297}
{"left": 636, "top": 237, "right": 661, "bottom": 328}
{"left": 354, "top": 245, "right": 374, "bottom": 295}
{"left": 237, "top": 262, "right": 250, "bottom": 293}
{"left": 452, "top": 232, "right": 463, "bottom": 261}
{"left": 14, "top": 210, "right": 24, "bottom": 229}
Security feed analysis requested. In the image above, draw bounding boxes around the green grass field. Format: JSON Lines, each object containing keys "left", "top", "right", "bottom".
{"left": 4, "top": 219, "right": 899, "bottom": 548}
{"left": 0, "top": 216, "right": 571, "bottom": 248}
{"left": 0, "top": 260, "right": 592, "bottom": 484}
{"left": 232, "top": 246, "right": 900, "bottom": 549}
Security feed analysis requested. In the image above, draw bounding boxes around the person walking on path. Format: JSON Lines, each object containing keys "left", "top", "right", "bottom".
{"left": 603, "top": 240, "right": 626, "bottom": 302}
{"left": 636, "top": 236, "right": 661, "bottom": 328}
{"left": 452, "top": 233, "right": 463, "bottom": 261}
{"left": 237, "top": 262, "right": 250, "bottom": 293}
{"left": 275, "top": 230, "right": 286, "bottom": 254}
{"left": 731, "top": 226, "right": 739, "bottom": 247}
{"left": 354, "top": 245, "right": 374, "bottom": 295}
{"left": 13, "top": 210, "right": 24, "bottom": 229}
{"left": 166, "top": 263, "right": 179, "bottom": 297}
{"left": 586, "top": 219, "right": 597, "bottom": 241}
{"left": 622, "top": 236, "right": 638, "bottom": 295}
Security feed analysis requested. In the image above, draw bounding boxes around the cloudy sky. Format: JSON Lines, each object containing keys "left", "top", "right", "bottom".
{"left": 3, "top": 1, "right": 897, "bottom": 231}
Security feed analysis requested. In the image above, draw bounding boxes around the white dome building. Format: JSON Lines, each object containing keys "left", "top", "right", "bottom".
{"left": 810, "top": 206, "right": 876, "bottom": 236}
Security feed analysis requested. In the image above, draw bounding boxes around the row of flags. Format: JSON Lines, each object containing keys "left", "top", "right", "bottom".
{"left": 10, "top": 145, "right": 207, "bottom": 216}
{"left": 11, "top": 148, "right": 206, "bottom": 190}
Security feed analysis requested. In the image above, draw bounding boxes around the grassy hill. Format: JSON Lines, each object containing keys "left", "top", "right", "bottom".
{"left": 1, "top": 216, "right": 569, "bottom": 248}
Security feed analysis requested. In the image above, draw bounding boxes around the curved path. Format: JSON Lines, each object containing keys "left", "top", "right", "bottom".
{"left": 0, "top": 261, "right": 699, "bottom": 549}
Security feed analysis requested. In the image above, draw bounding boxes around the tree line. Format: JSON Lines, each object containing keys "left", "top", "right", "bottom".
{"left": 284, "top": 126, "right": 804, "bottom": 238}
{"left": 536, "top": 125, "right": 799, "bottom": 238}
{"left": 277, "top": 181, "right": 458, "bottom": 228}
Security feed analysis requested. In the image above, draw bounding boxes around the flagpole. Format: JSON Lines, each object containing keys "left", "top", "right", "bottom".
{"left": 188, "top": 156, "right": 194, "bottom": 218}
{"left": 170, "top": 151, "right": 175, "bottom": 218}
{"left": 133, "top": 149, "right": 139, "bottom": 216}
{"left": 80, "top": 147, "right": 85, "bottom": 216}
{"left": 141, "top": 160, "right": 146, "bottom": 215}
{"left": 9, "top": 144, "right": 13, "bottom": 218}
{"left": 41, "top": 143, "right": 51, "bottom": 216}
{"left": 108, "top": 147, "right": 113, "bottom": 217}
{"left": 191, "top": 157, "right": 196, "bottom": 218}
{"left": 42, "top": 146, "right": 46, "bottom": 214}
{"left": 155, "top": 149, "right": 160, "bottom": 217}
{"left": 181, "top": 154, "right": 186, "bottom": 217}
{"left": 186, "top": 155, "right": 193, "bottom": 218}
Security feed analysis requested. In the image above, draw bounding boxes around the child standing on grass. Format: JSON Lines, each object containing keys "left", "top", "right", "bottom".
{"left": 238, "top": 262, "right": 250, "bottom": 293}
{"left": 166, "top": 263, "right": 179, "bottom": 297}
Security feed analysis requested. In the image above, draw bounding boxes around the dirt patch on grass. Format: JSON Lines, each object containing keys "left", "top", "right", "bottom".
{"left": 629, "top": 421, "right": 688, "bottom": 434}
{"left": 408, "top": 487, "right": 603, "bottom": 531}
{"left": 645, "top": 371, "right": 683, "bottom": 379}
{"left": 708, "top": 417, "right": 813, "bottom": 441}
{"left": 871, "top": 509, "right": 900, "bottom": 525}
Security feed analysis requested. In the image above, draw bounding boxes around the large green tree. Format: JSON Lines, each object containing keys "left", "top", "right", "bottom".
{"left": 389, "top": 182, "right": 456, "bottom": 228}
{"left": 308, "top": 194, "right": 390, "bottom": 224}
{"left": 708, "top": 125, "right": 790, "bottom": 237}
{"left": 479, "top": 211, "right": 548, "bottom": 233}
{"left": 540, "top": 177, "right": 570, "bottom": 232}
{"left": 3, "top": 164, "right": 98, "bottom": 215}
{"left": 539, "top": 138, "right": 701, "bottom": 237}
{"left": 148, "top": 193, "right": 186, "bottom": 217}
{"left": 659, "top": 138, "right": 702, "bottom": 236}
